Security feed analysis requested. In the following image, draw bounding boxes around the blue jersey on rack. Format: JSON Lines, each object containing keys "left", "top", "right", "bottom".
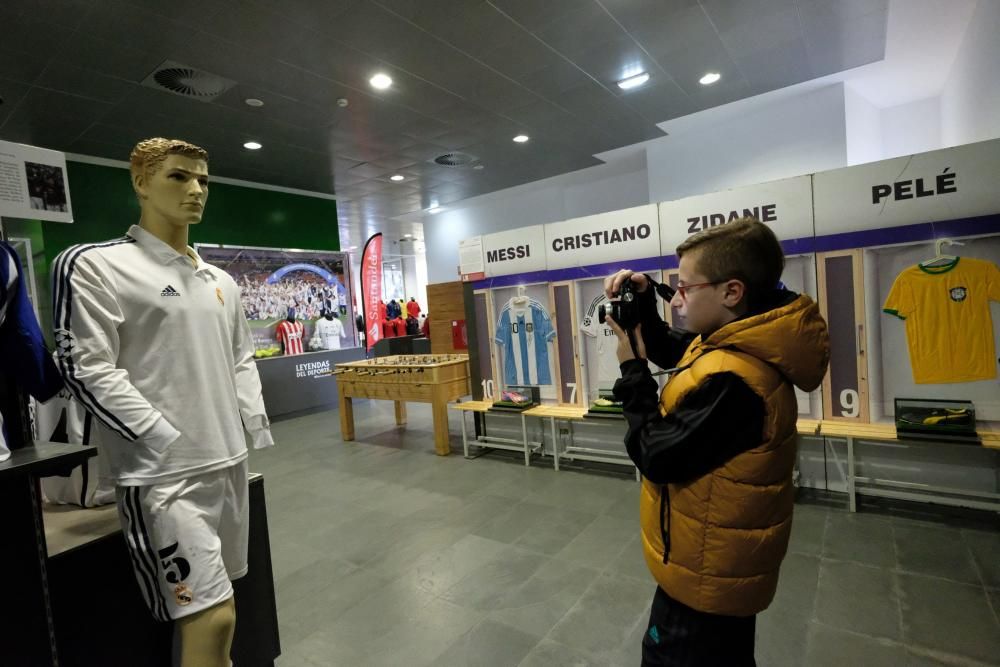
{"left": 0, "top": 242, "right": 64, "bottom": 460}
{"left": 494, "top": 299, "right": 556, "bottom": 386}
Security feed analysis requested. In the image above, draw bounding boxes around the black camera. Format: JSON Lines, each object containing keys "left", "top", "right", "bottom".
{"left": 599, "top": 279, "right": 640, "bottom": 329}
{"left": 598, "top": 276, "right": 676, "bottom": 330}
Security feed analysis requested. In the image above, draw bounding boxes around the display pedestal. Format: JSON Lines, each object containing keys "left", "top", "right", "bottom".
{"left": 44, "top": 474, "right": 280, "bottom": 666}
{"left": 0, "top": 442, "right": 97, "bottom": 667}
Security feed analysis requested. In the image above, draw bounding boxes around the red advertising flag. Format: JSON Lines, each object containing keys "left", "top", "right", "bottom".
{"left": 360, "top": 233, "right": 383, "bottom": 351}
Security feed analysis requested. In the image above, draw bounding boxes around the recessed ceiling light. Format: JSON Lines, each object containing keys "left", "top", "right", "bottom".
{"left": 699, "top": 72, "right": 721, "bottom": 85}
{"left": 369, "top": 73, "right": 392, "bottom": 90}
{"left": 243, "top": 141, "right": 262, "bottom": 150}
{"left": 244, "top": 98, "right": 264, "bottom": 107}
{"left": 473, "top": 164, "right": 485, "bottom": 170}
{"left": 390, "top": 174, "right": 404, "bottom": 181}
{"left": 427, "top": 207, "right": 443, "bottom": 214}
{"left": 404, "top": 233, "right": 412, "bottom": 238}
{"left": 617, "top": 72, "right": 650, "bottom": 90}
{"left": 513, "top": 134, "right": 529, "bottom": 143}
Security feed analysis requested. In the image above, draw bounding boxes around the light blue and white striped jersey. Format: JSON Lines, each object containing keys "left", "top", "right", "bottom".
{"left": 494, "top": 298, "right": 555, "bottom": 385}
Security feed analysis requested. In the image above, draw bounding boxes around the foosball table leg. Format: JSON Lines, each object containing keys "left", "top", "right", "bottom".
{"left": 394, "top": 401, "right": 407, "bottom": 425}
{"left": 340, "top": 394, "right": 355, "bottom": 441}
{"left": 431, "top": 391, "right": 451, "bottom": 456}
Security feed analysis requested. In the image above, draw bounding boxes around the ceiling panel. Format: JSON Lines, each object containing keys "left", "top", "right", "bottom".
{"left": 0, "top": 0, "right": 888, "bottom": 236}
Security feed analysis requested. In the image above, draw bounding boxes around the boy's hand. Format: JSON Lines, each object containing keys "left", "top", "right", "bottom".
{"left": 604, "top": 270, "right": 650, "bottom": 300}
{"left": 605, "top": 317, "right": 646, "bottom": 363}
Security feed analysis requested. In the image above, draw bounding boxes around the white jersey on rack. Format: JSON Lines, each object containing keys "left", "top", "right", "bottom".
{"left": 313, "top": 316, "right": 346, "bottom": 350}
{"left": 580, "top": 294, "right": 621, "bottom": 389}
{"left": 51, "top": 225, "right": 274, "bottom": 487}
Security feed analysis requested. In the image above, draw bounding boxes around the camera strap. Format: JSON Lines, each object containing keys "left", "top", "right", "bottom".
{"left": 644, "top": 274, "right": 676, "bottom": 302}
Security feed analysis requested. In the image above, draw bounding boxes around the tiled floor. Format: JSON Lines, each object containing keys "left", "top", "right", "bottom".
{"left": 248, "top": 401, "right": 1000, "bottom": 667}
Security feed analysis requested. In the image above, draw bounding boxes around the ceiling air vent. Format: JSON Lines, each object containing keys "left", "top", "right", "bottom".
{"left": 432, "top": 152, "right": 477, "bottom": 168}
{"left": 141, "top": 60, "right": 237, "bottom": 102}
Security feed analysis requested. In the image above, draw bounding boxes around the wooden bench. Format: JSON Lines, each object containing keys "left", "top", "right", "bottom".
{"left": 805, "top": 420, "right": 1000, "bottom": 512}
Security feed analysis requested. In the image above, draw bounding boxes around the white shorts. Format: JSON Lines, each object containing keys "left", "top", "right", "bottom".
{"left": 116, "top": 460, "right": 249, "bottom": 621}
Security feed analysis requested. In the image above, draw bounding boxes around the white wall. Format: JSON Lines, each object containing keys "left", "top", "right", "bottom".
{"left": 942, "top": 0, "right": 1000, "bottom": 146}
{"left": 844, "top": 84, "right": 883, "bottom": 166}
{"left": 646, "top": 84, "right": 848, "bottom": 203}
{"left": 881, "top": 96, "right": 942, "bottom": 159}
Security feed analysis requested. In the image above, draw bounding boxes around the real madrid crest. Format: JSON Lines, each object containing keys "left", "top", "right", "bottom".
{"left": 949, "top": 286, "right": 967, "bottom": 302}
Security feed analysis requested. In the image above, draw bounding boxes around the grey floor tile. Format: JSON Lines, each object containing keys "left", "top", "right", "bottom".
{"left": 547, "top": 572, "right": 654, "bottom": 655}
{"left": 899, "top": 572, "right": 1000, "bottom": 664}
{"left": 441, "top": 545, "right": 549, "bottom": 611}
{"left": 395, "top": 533, "right": 510, "bottom": 597}
{"left": 893, "top": 524, "right": 980, "bottom": 584}
{"left": 824, "top": 511, "right": 896, "bottom": 567}
{"left": 757, "top": 554, "right": 819, "bottom": 666}
{"left": 788, "top": 505, "right": 827, "bottom": 556}
{"left": 274, "top": 555, "right": 357, "bottom": 609}
{"left": 513, "top": 507, "right": 599, "bottom": 556}
{"left": 603, "top": 533, "right": 651, "bottom": 582}
{"left": 489, "top": 560, "right": 598, "bottom": 639}
{"left": 247, "top": 405, "right": 1000, "bottom": 666}
{"left": 963, "top": 529, "right": 1000, "bottom": 588}
{"left": 554, "top": 514, "right": 637, "bottom": 569}
{"left": 815, "top": 560, "right": 901, "bottom": 639}
{"left": 517, "top": 638, "right": 605, "bottom": 667}
{"left": 433, "top": 619, "right": 541, "bottom": 667}
{"left": 472, "top": 501, "right": 554, "bottom": 544}
{"left": 756, "top": 610, "right": 810, "bottom": 667}
{"left": 803, "top": 622, "right": 910, "bottom": 666}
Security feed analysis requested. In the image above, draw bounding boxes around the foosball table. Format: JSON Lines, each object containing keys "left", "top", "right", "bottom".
{"left": 333, "top": 354, "right": 471, "bottom": 455}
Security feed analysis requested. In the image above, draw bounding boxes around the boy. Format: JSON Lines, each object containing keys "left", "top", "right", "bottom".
{"left": 52, "top": 138, "right": 273, "bottom": 666}
{"left": 605, "top": 218, "right": 829, "bottom": 666}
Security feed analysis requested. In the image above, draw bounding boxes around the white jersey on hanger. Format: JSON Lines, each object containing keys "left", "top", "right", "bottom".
{"left": 51, "top": 225, "right": 274, "bottom": 487}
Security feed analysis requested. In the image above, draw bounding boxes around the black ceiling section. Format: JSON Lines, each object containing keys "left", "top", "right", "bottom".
{"left": 0, "top": 0, "right": 888, "bottom": 233}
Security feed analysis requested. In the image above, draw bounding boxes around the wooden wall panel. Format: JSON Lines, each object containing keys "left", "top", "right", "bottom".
{"left": 426, "top": 281, "right": 466, "bottom": 354}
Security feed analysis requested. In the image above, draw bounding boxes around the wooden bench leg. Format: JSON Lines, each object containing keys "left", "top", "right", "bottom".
{"left": 394, "top": 401, "right": 407, "bottom": 426}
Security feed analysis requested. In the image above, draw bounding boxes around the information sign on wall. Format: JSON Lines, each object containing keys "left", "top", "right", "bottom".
{"left": 0, "top": 139, "right": 73, "bottom": 223}
{"left": 658, "top": 175, "right": 813, "bottom": 253}
{"left": 458, "top": 236, "right": 485, "bottom": 281}
{"left": 813, "top": 138, "right": 1000, "bottom": 235}
{"left": 544, "top": 204, "right": 659, "bottom": 270}
{"left": 482, "top": 225, "right": 547, "bottom": 277}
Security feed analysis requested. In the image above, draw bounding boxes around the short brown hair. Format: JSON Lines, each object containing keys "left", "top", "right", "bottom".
{"left": 129, "top": 137, "right": 208, "bottom": 181}
{"left": 676, "top": 217, "right": 784, "bottom": 305}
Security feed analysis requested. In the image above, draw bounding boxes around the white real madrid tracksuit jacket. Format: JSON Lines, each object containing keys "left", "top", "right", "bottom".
{"left": 52, "top": 225, "right": 274, "bottom": 487}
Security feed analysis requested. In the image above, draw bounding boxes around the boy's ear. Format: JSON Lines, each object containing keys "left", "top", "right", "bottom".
{"left": 722, "top": 279, "right": 747, "bottom": 308}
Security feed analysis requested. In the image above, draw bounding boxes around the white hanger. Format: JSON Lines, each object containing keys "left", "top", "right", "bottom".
{"left": 920, "top": 238, "right": 964, "bottom": 268}
{"left": 511, "top": 285, "right": 529, "bottom": 304}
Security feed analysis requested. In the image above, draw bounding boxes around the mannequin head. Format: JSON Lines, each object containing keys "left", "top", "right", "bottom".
{"left": 130, "top": 138, "right": 210, "bottom": 228}
{"left": 286, "top": 307, "right": 296, "bottom": 323}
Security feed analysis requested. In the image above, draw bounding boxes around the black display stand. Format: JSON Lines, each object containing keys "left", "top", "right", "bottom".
{"left": 0, "top": 442, "right": 97, "bottom": 667}
{"left": 47, "top": 474, "right": 280, "bottom": 666}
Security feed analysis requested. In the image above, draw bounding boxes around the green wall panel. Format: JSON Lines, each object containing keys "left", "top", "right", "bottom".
{"left": 4, "top": 160, "right": 337, "bottom": 336}
{"left": 43, "top": 161, "right": 339, "bottom": 265}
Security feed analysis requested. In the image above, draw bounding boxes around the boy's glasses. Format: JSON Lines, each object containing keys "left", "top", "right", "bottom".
{"left": 675, "top": 281, "right": 723, "bottom": 301}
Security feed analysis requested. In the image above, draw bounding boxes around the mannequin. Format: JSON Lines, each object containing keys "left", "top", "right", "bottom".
{"left": 51, "top": 138, "right": 274, "bottom": 667}
{"left": 312, "top": 309, "right": 346, "bottom": 350}
{"left": 276, "top": 307, "right": 304, "bottom": 355}
{"left": 406, "top": 296, "right": 421, "bottom": 319}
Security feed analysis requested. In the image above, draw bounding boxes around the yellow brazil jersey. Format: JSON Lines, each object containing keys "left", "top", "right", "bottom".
{"left": 883, "top": 257, "right": 1000, "bottom": 384}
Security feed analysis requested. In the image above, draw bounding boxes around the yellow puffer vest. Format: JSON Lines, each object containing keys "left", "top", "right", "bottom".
{"left": 640, "top": 294, "right": 829, "bottom": 617}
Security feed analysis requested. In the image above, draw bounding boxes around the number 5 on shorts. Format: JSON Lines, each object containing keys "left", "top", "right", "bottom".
{"left": 157, "top": 542, "right": 192, "bottom": 584}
